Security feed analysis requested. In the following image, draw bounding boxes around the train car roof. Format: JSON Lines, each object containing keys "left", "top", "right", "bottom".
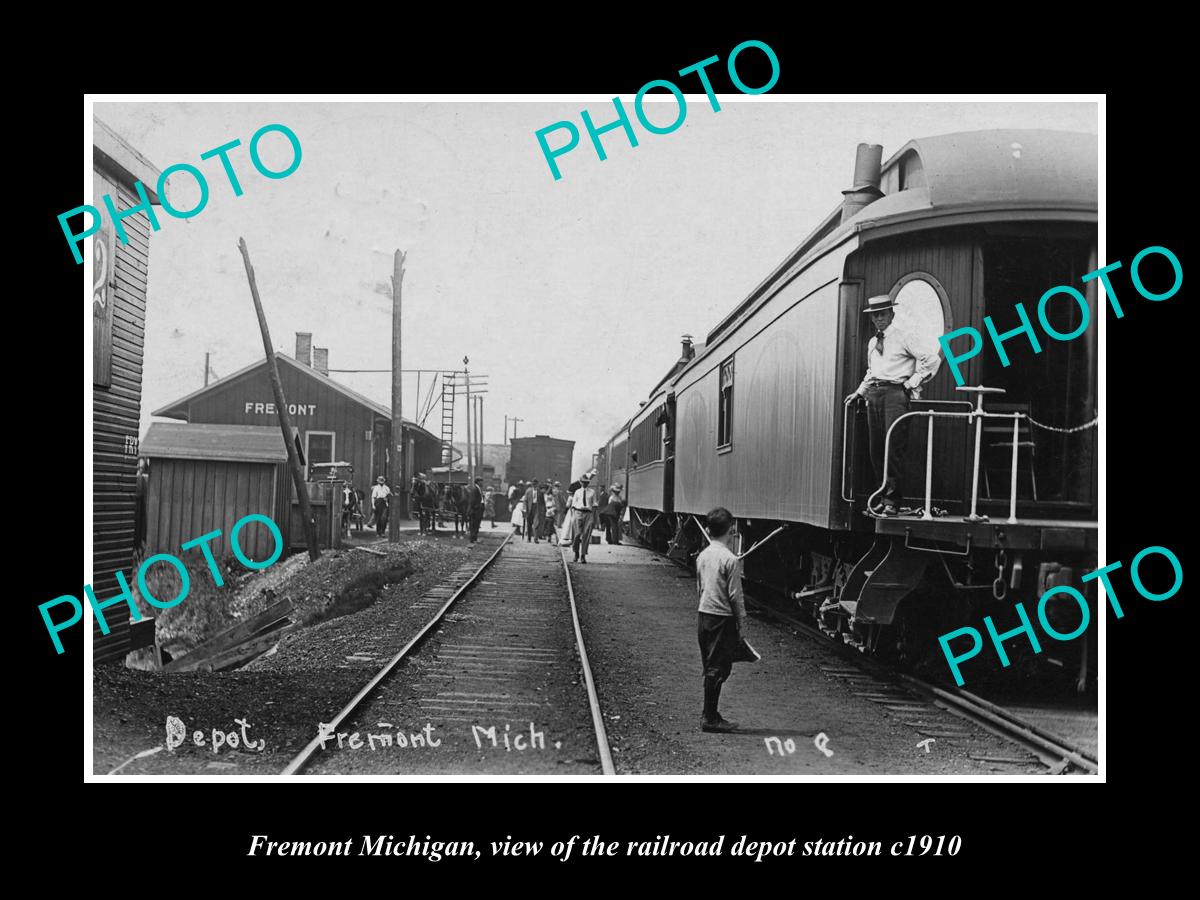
{"left": 700, "top": 129, "right": 1097, "bottom": 353}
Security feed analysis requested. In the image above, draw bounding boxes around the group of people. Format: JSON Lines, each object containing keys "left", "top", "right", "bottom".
{"left": 505, "top": 474, "right": 626, "bottom": 562}
{"left": 348, "top": 473, "right": 496, "bottom": 543}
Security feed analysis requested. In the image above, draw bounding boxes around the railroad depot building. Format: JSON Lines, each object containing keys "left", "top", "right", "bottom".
{"left": 149, "top": 332, "right": 442, "bottom": 545}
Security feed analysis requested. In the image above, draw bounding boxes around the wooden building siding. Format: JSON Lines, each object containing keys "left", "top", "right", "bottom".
{"left": 145, "top": 458, "right": 287, "bottom": 562}
{"left": 93, "top": 177, "right": 154, "bottom": 662}
{"left": 176, "top": 361, "right": 385, "bottom": 499}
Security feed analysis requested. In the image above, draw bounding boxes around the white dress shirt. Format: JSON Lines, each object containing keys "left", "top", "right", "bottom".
{"left": 371, "top": 484, "right": 391, "bottom": 502}
{"left": 856, "top": 323, "right": 942, "bottom": 393}
{"left": 572, "top": 487, "right": 597, "bottom": 510}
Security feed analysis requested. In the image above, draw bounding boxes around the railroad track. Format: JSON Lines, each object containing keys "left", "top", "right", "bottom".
{"left": 746, "top": 598, "right": 1098, "bottom": 774}
{"left": 282, "top": 532, "right": 614, "bottom": 776}
{"left": 642, "top": 539, "right": 1097, "bottom": 775}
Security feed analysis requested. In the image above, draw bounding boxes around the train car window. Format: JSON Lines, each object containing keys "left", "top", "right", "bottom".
{"left": 718, "top": 358, "right": 734, "bottom": 448}
{"left": 889, "top": 273, "right": 951, "bottom": 349}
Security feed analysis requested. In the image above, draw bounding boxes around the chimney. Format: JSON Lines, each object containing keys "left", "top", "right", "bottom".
{"left": 295, "top": 332, "right": 312, "bottom": 366}
{"left": 681, "top": 334, "right": 695, "bottom": 360}
{"left": 312, "top": 347, "right": 328, "bottom": 376}
{"left": 840, "top": 142, "right": 884, "bottom": 224}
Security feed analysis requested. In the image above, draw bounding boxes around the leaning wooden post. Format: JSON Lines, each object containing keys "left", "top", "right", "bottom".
{"left": 237, "top": 238, "right": 321, "bottom": 561}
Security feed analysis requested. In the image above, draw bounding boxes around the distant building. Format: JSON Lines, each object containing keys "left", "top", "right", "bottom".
{"left": 451, "top": 441, "right": 511, "bottom": 484}
{"left": 507, "top": 435, "right": 575, "bottom": 486}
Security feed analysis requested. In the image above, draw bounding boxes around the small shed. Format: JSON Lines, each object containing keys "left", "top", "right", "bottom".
{"left": 140, "top": 423, "right": 290, "bottom": 561}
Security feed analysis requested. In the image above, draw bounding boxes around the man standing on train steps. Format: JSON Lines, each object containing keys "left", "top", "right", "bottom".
{"left": 845, "top": 294, "right": 941, "bottom": 516}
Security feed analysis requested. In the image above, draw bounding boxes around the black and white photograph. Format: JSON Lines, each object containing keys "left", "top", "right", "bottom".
{"left": 80, "top": 95, "right": 1104, "bottom": 780}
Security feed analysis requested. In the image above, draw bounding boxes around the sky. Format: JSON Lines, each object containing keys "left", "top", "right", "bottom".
{"left": 97, "top": 99, "right": 1097, "bottom": 478}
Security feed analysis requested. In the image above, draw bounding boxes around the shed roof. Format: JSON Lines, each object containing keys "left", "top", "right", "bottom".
{"left": 141, "top": 423, "right": 287, "bottom": 463}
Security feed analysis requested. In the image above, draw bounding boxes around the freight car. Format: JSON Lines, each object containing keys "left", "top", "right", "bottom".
{"left": 609, "top": 130, "right": 1099, "bottom": 687}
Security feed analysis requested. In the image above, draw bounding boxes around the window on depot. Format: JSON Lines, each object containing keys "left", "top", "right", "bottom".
{"left": 305, "top": 431, "right": 335, "bottom": 480}
{"left": 717, "top": 357, "right": 734, "bottom": 449}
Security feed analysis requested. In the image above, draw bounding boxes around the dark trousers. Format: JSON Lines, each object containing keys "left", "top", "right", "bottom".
{"left": 865, "top": 382, "right": 909, "bottom": 507}
{"left": 373, "top": 499, "right": 389, "bottom": 536}
{"left": 468, "top": 510, "right": 482, "bottom": 542}
{"left": 603, "top": 514, "right": 621, "bottom": 544}
{"left": 524, "top": 508, "right": 543, "bottom": 541}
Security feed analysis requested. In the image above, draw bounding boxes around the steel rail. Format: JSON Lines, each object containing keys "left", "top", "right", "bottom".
{"left": 638, "top": 533, "right": 1096, "bottom": 775}
{"left": 558, "top": 549, "right": 617, "bottom": 775}
{"left": 750, "top": 595, "right": 1098, "bottom": 775}
{"left": 280, "top": 532, "right": 513, "bottom": 776}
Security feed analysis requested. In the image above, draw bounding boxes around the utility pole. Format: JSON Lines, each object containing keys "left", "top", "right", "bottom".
{"left": 464, "top": 357, "right": 473, "bottom": 483}
{"left": 204, "top": 352, "right": 211, "bottom": 387}
{"left": 390, "top": 249, "right": 406, "bottom": 542}
{"left": 512, "top": 417, "right": 524, "bottom": 440}
{"left": 237, "top": 238, "right": 320, "bottom": 562}
{"left": 477, "top": 396, "right": 484, "bottom": 477}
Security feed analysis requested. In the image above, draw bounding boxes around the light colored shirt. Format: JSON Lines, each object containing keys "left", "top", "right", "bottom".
{"left": 371, "top": 484, "right": 391, "bottom": 502}
{"left": 571, "top": 487, "right": 597, "bottom": 510}
{"left": 696, "top": 541, "right": 745, "bottom": 620}
{"left": 856, "top": 323, "right": 942, "bottom": 394}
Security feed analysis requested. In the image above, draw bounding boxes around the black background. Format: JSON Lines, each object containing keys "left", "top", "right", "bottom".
{"left": 21, "top": 27, "right": 1183, "bottom": 885}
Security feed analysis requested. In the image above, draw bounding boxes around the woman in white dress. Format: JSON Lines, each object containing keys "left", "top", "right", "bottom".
{"left": 510, "top": 498, "right": 525, "bottom": 534}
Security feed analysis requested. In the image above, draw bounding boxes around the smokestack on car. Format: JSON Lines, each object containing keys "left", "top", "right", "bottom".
{"left": 681, "top": 334, "right": 695, "bottom": 361}
{"left": 840, "top": 142, "right": 884, "bottom": 224}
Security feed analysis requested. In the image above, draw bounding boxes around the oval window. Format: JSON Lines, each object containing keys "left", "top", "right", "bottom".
{"left": 890, "top": 273, "right": 952, "bottom": 347}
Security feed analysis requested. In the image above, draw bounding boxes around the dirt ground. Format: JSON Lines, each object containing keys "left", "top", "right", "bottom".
{"left": 570, "top": 541, "right": 1067, "bottom": 775}
{"left": 92, "top": 526, "right": 498, "bottom": 775}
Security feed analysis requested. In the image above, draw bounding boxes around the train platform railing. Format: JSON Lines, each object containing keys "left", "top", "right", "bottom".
{"left": 843, "top": 385, "right": 1027, "bottom": 525}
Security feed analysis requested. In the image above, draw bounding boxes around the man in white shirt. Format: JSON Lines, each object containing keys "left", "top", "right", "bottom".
{"left": 569, "top": 474, "right": 598, "bottom": 563}
{"left": 846, "top": 294, "right": 942, "bottom": 516}
{"left": 370, "top": 475, "right": 392, "bottom": 537}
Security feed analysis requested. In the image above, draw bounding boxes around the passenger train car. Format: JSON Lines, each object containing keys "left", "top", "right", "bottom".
{"left": 603, "top": 130, "right": 1098, "bottom": 686}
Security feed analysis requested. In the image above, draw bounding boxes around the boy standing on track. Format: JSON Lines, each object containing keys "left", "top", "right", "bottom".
{"left": 696, "top": 507, "right": 747, "bottom": 733}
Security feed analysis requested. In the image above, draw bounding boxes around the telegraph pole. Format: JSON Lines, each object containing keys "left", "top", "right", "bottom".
{"left": 389, "top": 249, "right": 406, "bottom": 542}
{"left": 477, "top": 397, "right": 484, "bottom": 476}
{"left": 464, "top": 357, "right": 473, "bottom": 483}
{"left": 237, "top": 238, "right": 320, "bottom": 562}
